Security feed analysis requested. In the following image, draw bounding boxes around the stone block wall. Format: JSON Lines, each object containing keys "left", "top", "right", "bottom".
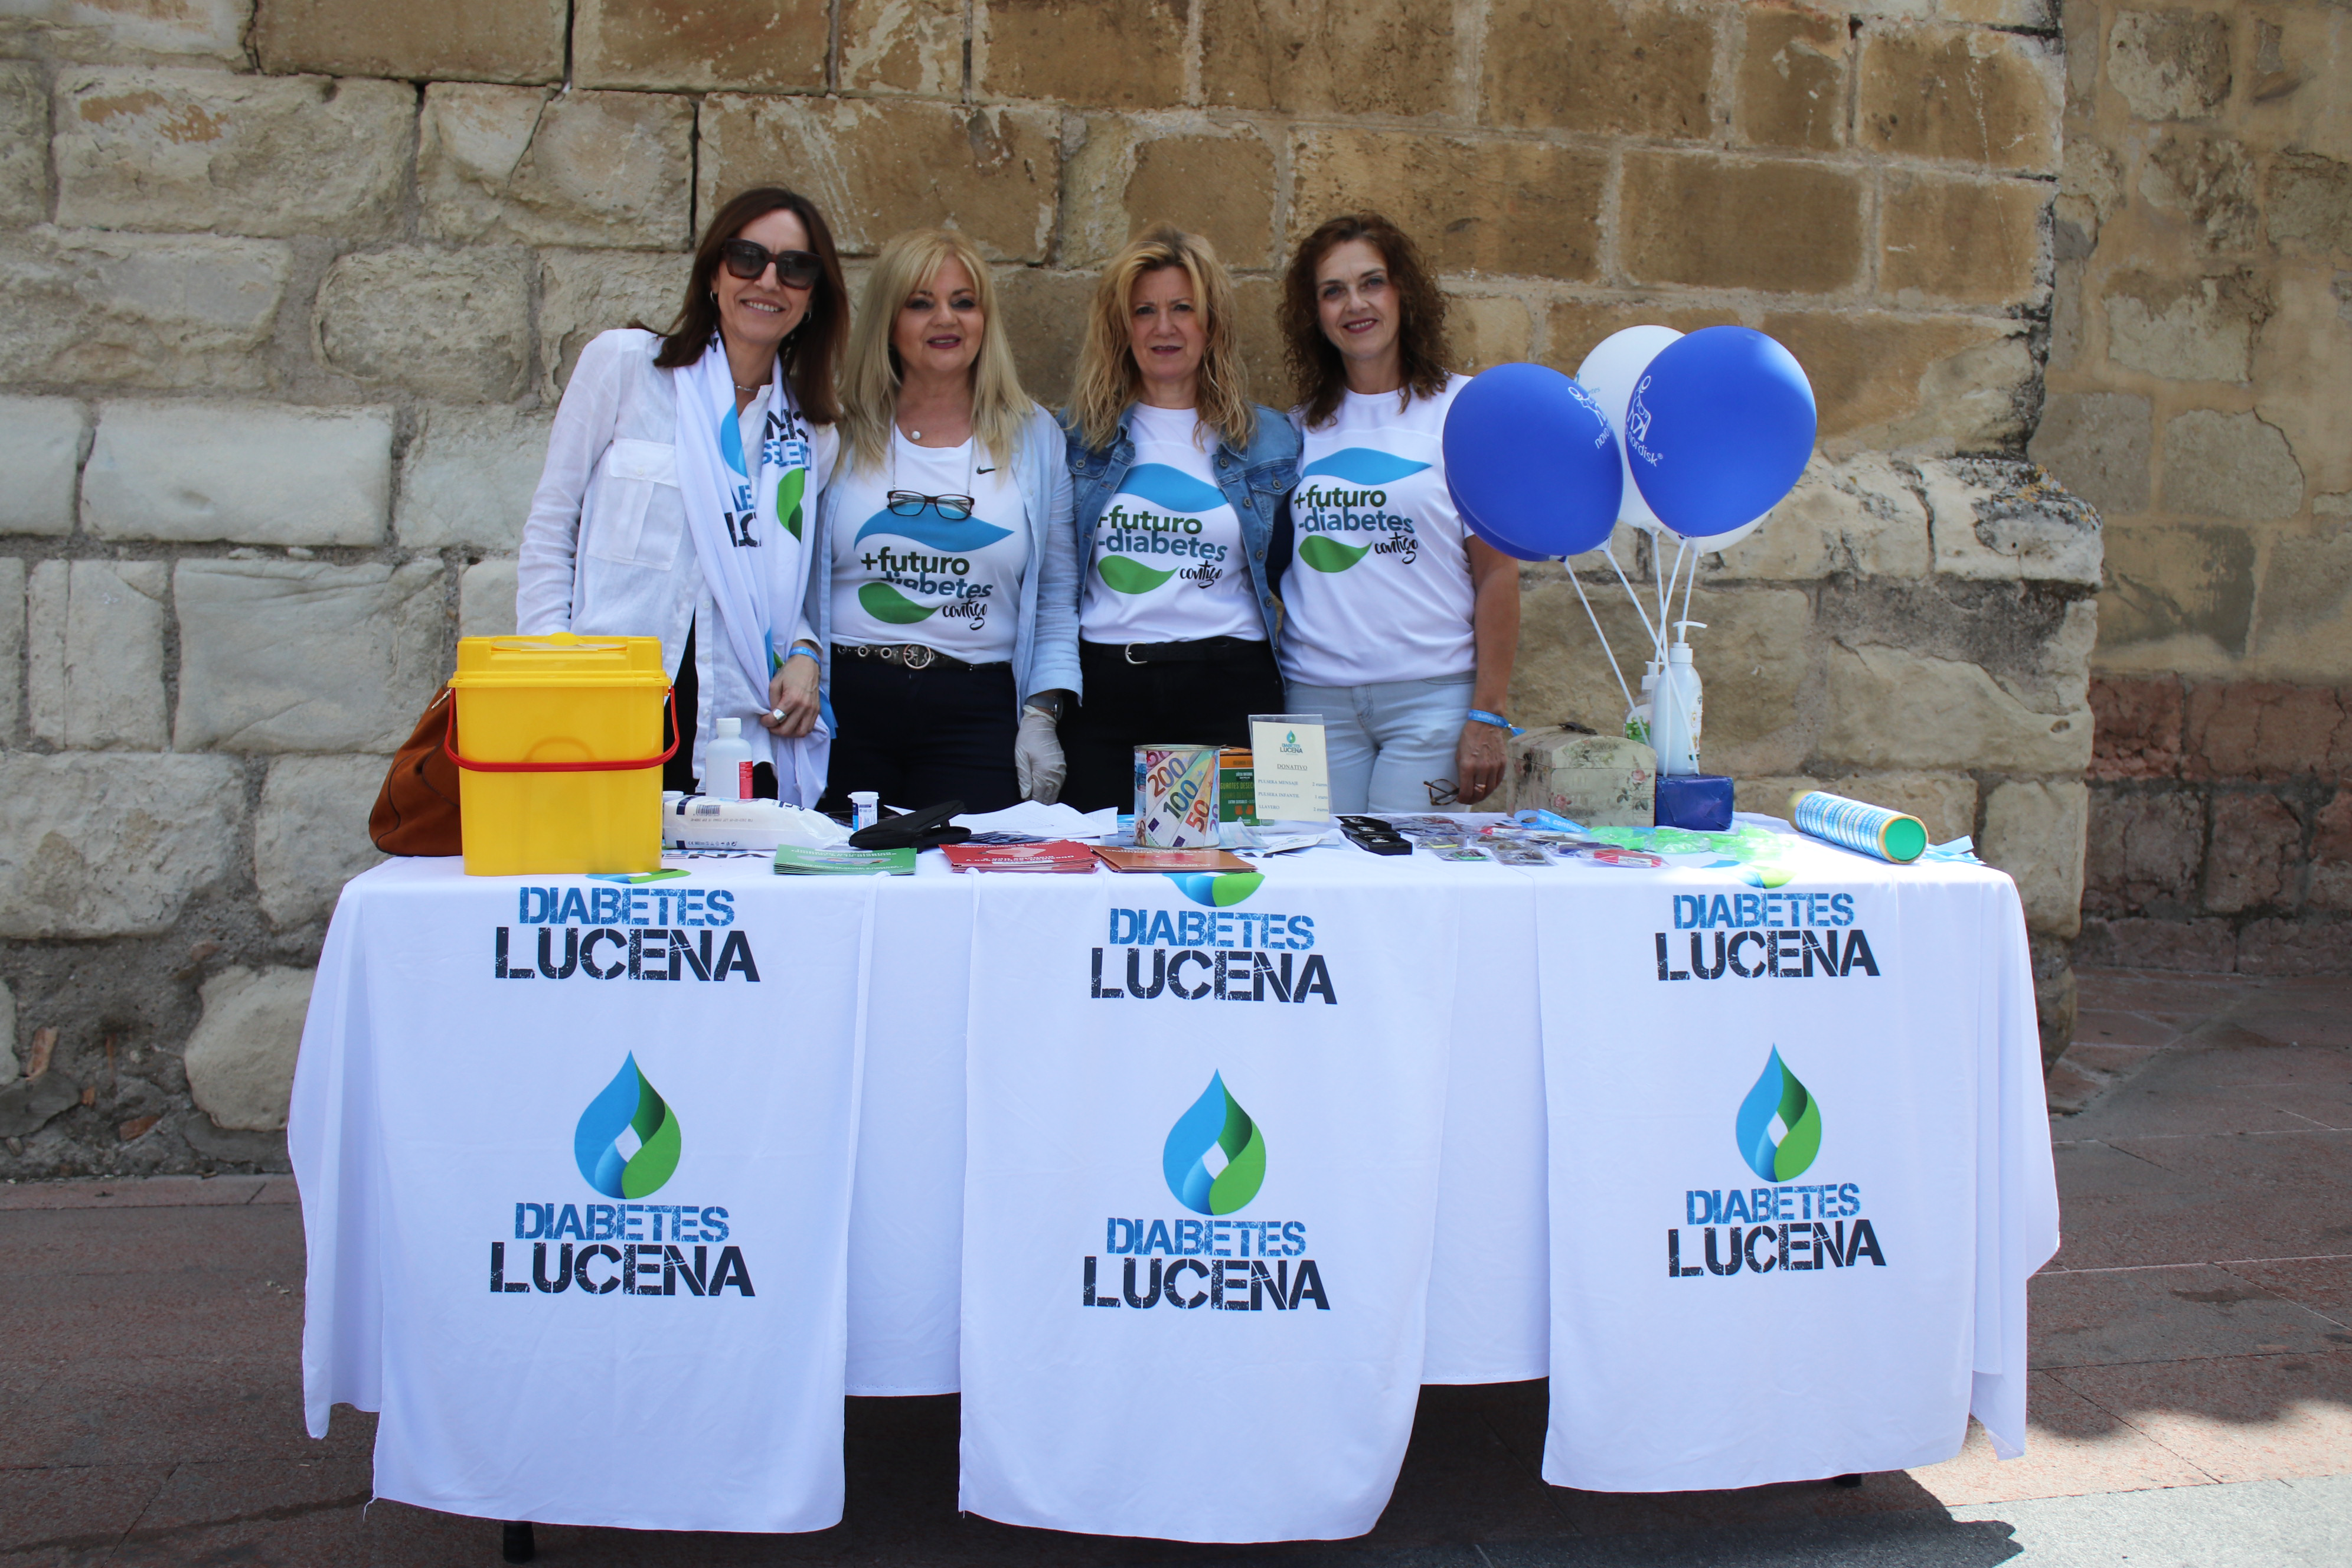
{"left": 0, "top": 0, "right": 2091, "bottom": 1176}
{"left": 2031, "top": 2, "right": 2352, "bottom": 972}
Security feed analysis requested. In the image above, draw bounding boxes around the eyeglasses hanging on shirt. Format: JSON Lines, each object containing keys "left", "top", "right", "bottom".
{"left": 886, "top": 430, "right": 977, "bottom": 521}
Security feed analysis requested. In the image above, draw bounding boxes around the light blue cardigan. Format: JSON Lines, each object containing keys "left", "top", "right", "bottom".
{"left": 805, "top": 403, "right": 1083, "bottom": 712}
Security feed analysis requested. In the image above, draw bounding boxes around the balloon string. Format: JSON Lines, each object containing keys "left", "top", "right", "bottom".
{"left": 1569, "top": 558, "right": 1634, "bottom": 715}
{"left": 1680, "top": 540, "right": 1701, "bottom": 633}
{"left": 1605, "top": 545, "right": 1658, "bottom": 648}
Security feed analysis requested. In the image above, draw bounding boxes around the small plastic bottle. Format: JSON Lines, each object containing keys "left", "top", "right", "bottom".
{"left": 704, "top": 716, "right": 754, "bottom": 801}
{"left": 1626, "top": 658, "right": 1661, "bottom": 745}
{"left": 1653, "top": 622, "right": 1706, "bottom": 776}
{"left": 848, "top": 789, "right": 880, "bottom": 831}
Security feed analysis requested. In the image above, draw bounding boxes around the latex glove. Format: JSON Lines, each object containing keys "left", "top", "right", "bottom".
{"left": 1015, "top": 708, "right": 1066, "bottom": 803}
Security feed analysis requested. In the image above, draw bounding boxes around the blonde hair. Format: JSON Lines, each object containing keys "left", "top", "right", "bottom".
{"left": 1070, "top": 225, "right": 1256, "bottom": 455}
{"left": 839, "top": 228, "right": 1034, "bottom": 474}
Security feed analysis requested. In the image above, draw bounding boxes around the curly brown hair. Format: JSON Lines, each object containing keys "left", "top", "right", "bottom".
{"left": 647, "top": 185, "right": 847, "bottom": 425}
{"left": 1280, "top": 212, "right": 1452, "bottom": 431}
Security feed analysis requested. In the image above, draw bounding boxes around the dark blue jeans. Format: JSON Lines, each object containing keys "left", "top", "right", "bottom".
{"left": 818, "top": 655, "right": 1021, "bottom": 815}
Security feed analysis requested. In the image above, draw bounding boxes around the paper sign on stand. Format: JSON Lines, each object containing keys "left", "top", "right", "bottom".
{"left": 1247, "top": 715, "right": 1331, "bottom": 821}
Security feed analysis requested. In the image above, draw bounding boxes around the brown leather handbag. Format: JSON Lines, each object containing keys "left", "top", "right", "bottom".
{"left": 370, "top": 686, "right": 462, "bottom": 856}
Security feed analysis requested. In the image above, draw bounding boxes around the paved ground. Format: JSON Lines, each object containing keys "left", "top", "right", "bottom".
{"left": 3, "top": 968, "right": 2347, "bottom": 1566}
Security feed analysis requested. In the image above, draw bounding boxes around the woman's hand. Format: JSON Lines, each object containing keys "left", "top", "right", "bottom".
{"left": 763, "top": 652, "right": 821, "bottom": 739}
{"left": 1455, "top": 719, "right": 1508, "bottom": 805}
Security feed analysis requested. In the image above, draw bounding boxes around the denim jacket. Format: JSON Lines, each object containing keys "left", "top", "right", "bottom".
{"left": 1061, "top": 403, "right": 1301, "bottom": 649}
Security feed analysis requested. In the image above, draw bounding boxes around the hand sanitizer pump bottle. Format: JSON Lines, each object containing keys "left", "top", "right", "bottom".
{"left": 1654, "top": 621, "right": 1706, "bottom": 776}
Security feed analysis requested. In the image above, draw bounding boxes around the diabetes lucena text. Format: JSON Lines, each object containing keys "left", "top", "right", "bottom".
{"left": 1668, "top": 1184, "right": 1889, "bottom": 1279}
{"left": 1658, "top": 891, "right": 1883, "bottom": 982}
{"left": 491, "top": 1204, "right": 755, "bottom": 1298}
{"left": 490, "top": 884, "right": 761, "bottom": 982}
{"left": 1083, "top": 1219, "right": 1331, "bottom": 1312}
{"left": 1090, "top": 906, "right": 1338, "bottom": 1003}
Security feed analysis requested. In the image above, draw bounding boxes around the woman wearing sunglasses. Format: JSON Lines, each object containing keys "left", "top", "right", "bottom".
{"left": 806, "top": 228, "right": 1078, "bottom": 812}
{"left": 1057, "top": 226, "right": 1301, "bottom": 812}
{"left": 518, "top": 185, "right": 847, "bottom": 803}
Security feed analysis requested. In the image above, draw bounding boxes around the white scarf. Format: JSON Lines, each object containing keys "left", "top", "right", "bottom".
{"left": 671, "top": 337, "right": 828, "bottom": 804}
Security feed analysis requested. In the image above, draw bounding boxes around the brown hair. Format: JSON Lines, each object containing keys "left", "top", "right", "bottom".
{"left": 1070, "top": 225, "right": 1256, "bottom": 455}
{"left": 649, "top": 186, "right": 847, "bottom": 426}
{"left": 1280, "top": 212, "right": 1451, "bottom": 432}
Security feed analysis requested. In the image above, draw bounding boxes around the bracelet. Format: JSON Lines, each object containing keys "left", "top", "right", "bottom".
{"left": 1467, "top": 708, "right": 1524, "bottom": 736}
{"left": 785, "top": 645, "right": 821, "bottom": 665}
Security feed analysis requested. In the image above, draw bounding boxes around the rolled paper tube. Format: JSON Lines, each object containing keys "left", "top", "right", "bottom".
{"left": 1655, "top": 773, "right": 1735, "bottom": 832}
{"left": 1789, "top": 790, "right": 1928, "bottom": 864}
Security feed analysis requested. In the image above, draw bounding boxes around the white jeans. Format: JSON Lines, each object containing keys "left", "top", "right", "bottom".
{"left": 1283, "top": 675, "right": 1475, "bottom": 816}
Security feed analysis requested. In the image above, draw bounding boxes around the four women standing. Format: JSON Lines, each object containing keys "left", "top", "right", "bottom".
{"left": 524, "top": 191, "right": 1520, "bottom": 815}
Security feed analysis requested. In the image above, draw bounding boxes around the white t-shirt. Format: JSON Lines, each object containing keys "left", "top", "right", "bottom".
{"left": 829, "top": 431, "right": 1027, "bottom": 663}
{"left": 1280, "top": 375, "right": 1477, "bottom": 688}
{"left": 1079, "top": 404, "right": 1265, "bottom": 645}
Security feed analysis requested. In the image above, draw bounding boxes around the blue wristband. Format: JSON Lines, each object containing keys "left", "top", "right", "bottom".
{"left": 786, "top": 645, "right": 821, "bottom": 665}
{"left": 1468, "top": 708, "right": 1523, "bottom": 736}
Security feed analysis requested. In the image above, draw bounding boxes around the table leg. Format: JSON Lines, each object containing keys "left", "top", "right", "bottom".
{"left": 501, "top": 1521, "right": 535, "bottom": 1562}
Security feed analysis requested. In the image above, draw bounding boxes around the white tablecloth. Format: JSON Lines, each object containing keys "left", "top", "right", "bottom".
{"left": 292, "top": 818, "right": 2055, "bottom": 1537}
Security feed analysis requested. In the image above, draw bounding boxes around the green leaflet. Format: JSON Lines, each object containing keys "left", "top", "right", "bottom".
{"left": 1097, "top": 555, "right": 1177, "bottom": 594}
{"left": 858, "top": 581, "right": 937, "bottom": 624}
{"left": 1298, "top": 534, "right": 1371, "bottom": 573}
{"left": 776, "top": 468, "right": 806, "bottom": 541}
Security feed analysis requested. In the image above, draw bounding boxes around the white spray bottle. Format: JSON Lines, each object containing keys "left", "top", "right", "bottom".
{"left": 1652, "top": 620, "right": 1706, "bottom": 776}
{"left": 1626, "top": 656, "right": 1661, "bottom": 746}
{"left": 703, "top": 716, "right": 754, "bottom": 801}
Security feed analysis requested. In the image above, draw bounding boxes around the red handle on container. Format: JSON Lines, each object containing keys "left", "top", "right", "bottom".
{"left": 443, "top": 688, "right": 681, "bottom": 773}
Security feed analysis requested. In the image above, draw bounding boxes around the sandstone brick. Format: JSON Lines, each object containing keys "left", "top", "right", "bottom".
{"left": 1918, "top": 455, "right": 2103, "bottom": 586}
{"left": 2106, "top": 8, "right": 2232, "bottom": 122}
{"left": 1230, "top": 275, "right": 1285, "bottom": 408}
{"left": 2253, "top": 271, "right": 2352, "bottom": 500}
{"left": 1203, "top": 0, "right": 1453, "bottom": 117}
{"left": 396, "top": 406, "right": 554, "bottom": 555}
{"left": 1445, "top": 294, "right": 1530, "bottom": 373}
{"left": 0, "top": 977, "right": 13, "bottom": 1085}
{"left": 1946, "top": 0, "right": 2056, "bottom": 26}
{"left": 2096, "top": 521, "right": 2255, "bottom": 658}
{"left": 1481, "top": 0, "right": 1709, "bottom": 136}
{"left": 2101, "top": 270, "right": 2265, "bottom": 383}
{"left": 2055, "top": 139, "right": 2125, "bottom": 254}
{"left": 701, "top": 97, "right": 1060, "bottom": 263}
{"left": 539, "top": 248, "right": 685, "bottom": 397}
{"left": 1709, "top": 453, "right": 1931, "bottom": 581}
{"left": 841, "top": 0, "right": 963, "bottom": 94}
{"left": 2265, "top": 151, "right": 2352, "bottom": 257}
{"left": 1879, "top": 171, "right": 2046, "bottom": 308}
{"left": 316, "top": 246, "right": 531, "bottom": 403}
{"left": 256, "top": 0, "right": 566, "bottom": 83}
{"left": 83, "top": 401, "right": 391, "bottom": 547}
{"left": 2048, "top": 257, "right": 2085, "bottom": 371}
{"left": 0, "top": 558, "right": 20, "bottom": 740}
{"left": 2075, "top": 914, "right": 2235, "bottom": 972}
{"left": 1820, "top": 641, "right": 2093, "bottom": 773}
{"left": 2247, "top": 515, "right": 2352, "bottom": 684}
{"left": 1857, "top": 25, "right": 2061, "bottom": 174}
{"left": 2084, "top": 785, "right": 2203, "bottom": 914}
{"left": 0, "top": 228, "right": 290, "bottom": 391}
{"left": 2182, "top": 681, "right": 2350, "bottom": 783}
{"left": 254, "top": 755, "right": 386, "bottom": 929}
{"left": 2030, "top": 392, "right": 2151, "bottom": 518}
{"left": 1982, "top": 779, "right": 2089, "bottom": 937}
{"left": 1760, "top": 311, "right": 2027, "bottom": 451}
{"left": 25, "top": 560, "right": 168, "bottom": 750}
{"left": 1291, "top": 129, "right": 1603, "bottom": 282}
{"left": 2161, "top": 410, "right": 2304, "bottom": 521}
{"left": 18, "top": 0, "right": 249, "bottom": 61}
{"left": 174, "top": 558, "right": 447, "bottom": 753}
{"left": 575, "top": 0, "right": 825, "bottom": 92}
{"left": 2234, "top": 919, "right": 2352, "bottom": 977}
{"left": 0, "top": 397, "right": 84, "bottom": 537}
{"left": 55, "top": 69, "right": 411, "bottom": 240}
{"left": 419, "top": 85, "right": 691, "bottom": 251}
{"left": 1736, "top": 7, "right": 1847, "bottom": 152}
{"left": 182, "top": 968, "right": 312, "bottom": 1132}
{"left": 2306, "top": 792, "right": 2352, "bottom": 911}
{"left": 1621, "top": 152, "right": 1864, "bottom": 295}
{"left": 0, "top": 752, "right": 241, "bottom": 938}
{"left": 2139, "top": 130, "right": 2258, "bottom": 254}
{"left": 459, "top": 557, "right": 519, "bottom": 640}
{"left": 1123, "top": 134, "right": 1276, "bottom": 271}
{"left": 1538, "top": 300, "right": 1744, "bottom": 375}
{"left": 2204, "top": 791, "right": 2301, "bottom": 912}
{"left": 0, "top": 62, "right": 46, "bottom": 227}
{"left": 979, "top": 0, "right": 1184, "bottom": 108}
{"left": 2089, "top": 675, "right": 2184, "bottom": 780}
{"left": 994, "top": 266, "right": 1092, "bottom": 409}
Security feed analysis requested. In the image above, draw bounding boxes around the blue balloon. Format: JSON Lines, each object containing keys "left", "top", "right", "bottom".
{"left": 1445, "top": 478, "right": 1549, "bottom": 561}
{"left": 1624, "top": 326, "right": 1816, "bottom": 538}
{"left": 1440, "top": 363, "right": 1624, "bottom": 560}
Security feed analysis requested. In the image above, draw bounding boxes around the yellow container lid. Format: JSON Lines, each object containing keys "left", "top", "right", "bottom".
{"left": 447, "top": 632, "right": 672, "bottom": 688}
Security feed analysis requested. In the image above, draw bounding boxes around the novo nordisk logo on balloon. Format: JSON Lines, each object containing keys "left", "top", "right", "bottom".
{"left": 1082, "top": 1072, "right": 1331, "bottom": 1314}
{"left": 1664, "top": 1050, "right": 1887, "bottom": 1280}
{"left": 486, "top": 1054, "right": 757, "bottom": 1301}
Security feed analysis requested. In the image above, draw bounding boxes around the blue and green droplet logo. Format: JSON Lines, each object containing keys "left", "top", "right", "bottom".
{"left": 575, "top": 1053, "right": 682, "bottom": 1198}
{"left": 1163, "top": 870, "right": 1263, "bottom": 907}
{"left": 1734, "top": 1047, "right": 1821, "bottom": 1182}
{"left": 1162, "top": 1071, "right": 1266, "bottom": 1216}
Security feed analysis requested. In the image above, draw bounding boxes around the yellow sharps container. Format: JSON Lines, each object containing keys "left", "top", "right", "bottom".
{"left": 445, "top": 633, "right": 674, "bottom": 876}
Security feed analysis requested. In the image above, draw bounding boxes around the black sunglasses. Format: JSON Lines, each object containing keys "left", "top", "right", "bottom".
{"left": 719, "top": 239, "right": 822, "bottom": 289}
{"left": 886, "top": 490, "right": 975, "bottom": 521}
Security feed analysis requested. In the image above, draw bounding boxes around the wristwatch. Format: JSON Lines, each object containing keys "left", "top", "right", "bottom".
{"left": 1024, "top": 692, "right": 1068, "bottom": 723}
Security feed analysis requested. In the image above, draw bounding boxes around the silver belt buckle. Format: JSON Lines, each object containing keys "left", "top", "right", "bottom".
{"left": 902, "top": 643, "right": 936, "bottom": 670}
{"left": 1125, "top": 643, "right": 1145, "bottom": 665}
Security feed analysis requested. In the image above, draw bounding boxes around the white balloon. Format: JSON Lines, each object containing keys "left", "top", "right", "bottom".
{"left": 1683, "top": 511, "right": 1765, "bottom": 553}
{"left": 1577, "top": 325, "right": 1682, "bottom": 533}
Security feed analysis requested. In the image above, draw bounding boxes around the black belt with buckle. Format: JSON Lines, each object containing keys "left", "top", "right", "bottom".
{"left": 1082, "top": 636, "right": 1268, "bottom": 667}
{"left": 834, "top": 642, "right": 1007, "bottom": 674}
